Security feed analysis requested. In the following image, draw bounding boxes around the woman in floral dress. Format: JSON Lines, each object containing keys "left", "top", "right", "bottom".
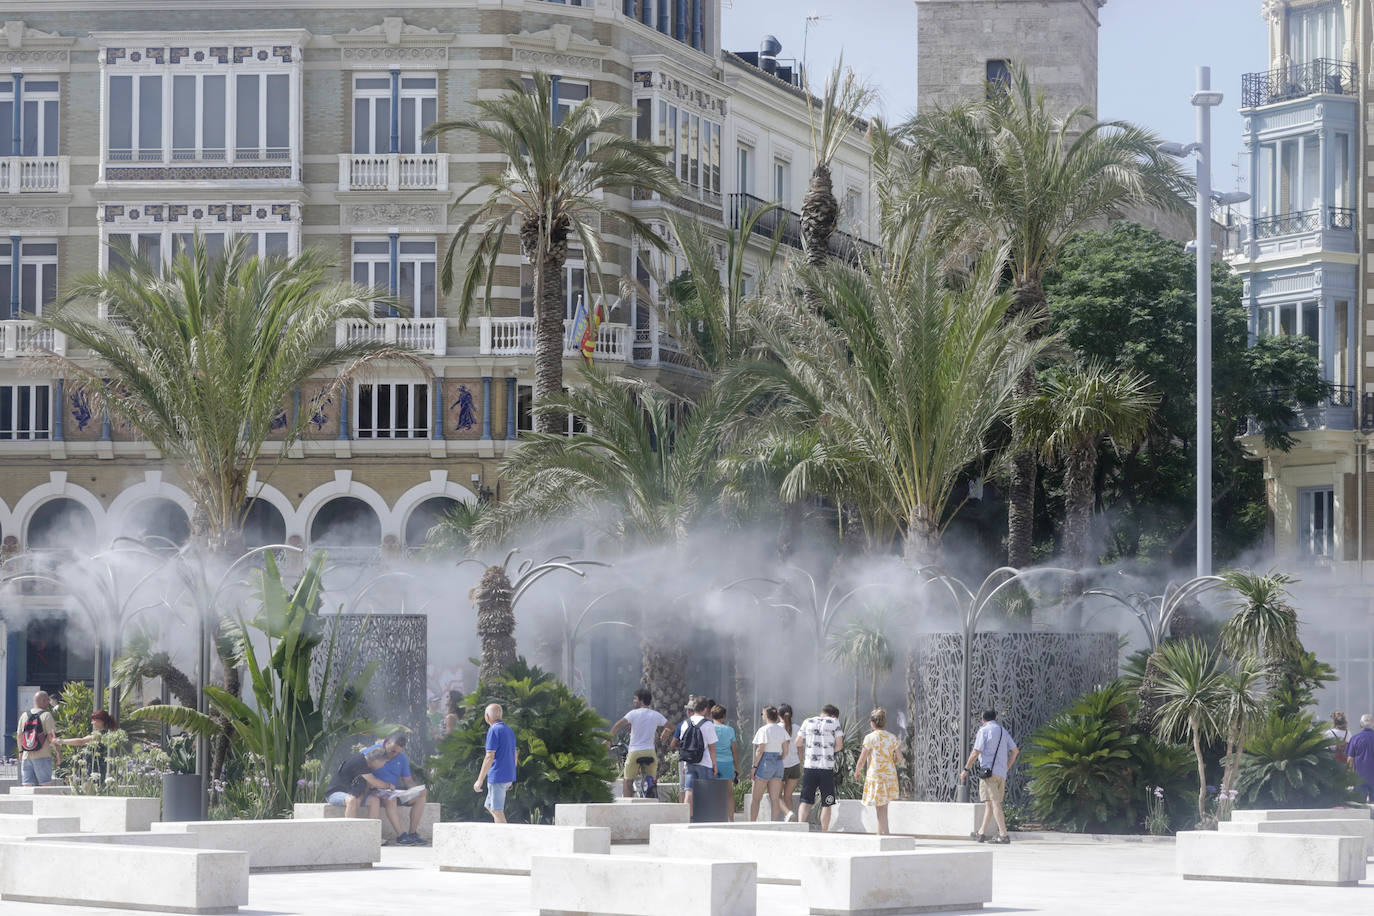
{"left": 853, "top": 707, "right": 903, "bottom": 835}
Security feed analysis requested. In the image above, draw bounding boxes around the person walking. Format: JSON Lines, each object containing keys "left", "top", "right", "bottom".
{"left": 15, "top": 691, "right": 59, "bottom": 787}
{"left": 795, "top": 703, "right": 844, "bottom": 832}
{"left": 778, "top": 703, "right": 800, "bottom": 822}
{"left": 473, "top": 703, "right": 517, "bottom": 823}
{"left": 960, "top": 709, "right": 1019, "bottom": 844}
{"left": 854, "top": 708, "right": 903, "bottom": 835}
{"left": 1326, "top": 711, "right": 1351, "bottom": 764}
{"left": 608, "top": 688, "right": 667, "bottom": 797}
{"left": 672, "top": 697, "right": 718, "bottom": 817}
{"left": 710, "top": 705, "right": 739, "bottom": 821}
{"left": 1347, "top": 713, "right": 1374, "bottom": 803}
{"left": 749, "top": 705, "right": 788, "bottom": 822}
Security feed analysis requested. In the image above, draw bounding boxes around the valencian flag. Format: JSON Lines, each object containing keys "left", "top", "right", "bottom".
{"left": 569, "top": 294, "right": 604, "bottom": 365}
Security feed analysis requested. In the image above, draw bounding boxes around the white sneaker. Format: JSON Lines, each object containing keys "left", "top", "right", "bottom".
{"left": 784, "top": 811, "right": 796, "bottom": 822}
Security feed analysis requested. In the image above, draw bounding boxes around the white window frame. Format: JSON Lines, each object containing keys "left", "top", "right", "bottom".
{"left": 103, "top": 225, "right": 296, "bottom": 276}
{"left": 0, "top": 78, "right": 60, "bottom": 157}
{"left": 351, "top": 72, "right": 438, "bottom": 155}
{"left": 0, "top": 383, "right": 52, "bottom": 441}
{"left": 736, "top": 143, "right": 753, "bottom": 196}
{"left": 0, "top": 240, "right": 59, "bottom": 317}
{"left": 351, "top": 237, "right": 437, "bottom": 318}
{"left": 351, "top": 238, "right": 392, "bottom": 315}
{"left": 654, "top": 99, "right": 721, "bottom": 201}
{"left": 515, "top": 382, "right": 583, "bottom": 436}
{"left": 773, "top": 157, "right": 791, "bottom": 208}
{"left": 354, "top": 380, "right": 430, "bottom": 440}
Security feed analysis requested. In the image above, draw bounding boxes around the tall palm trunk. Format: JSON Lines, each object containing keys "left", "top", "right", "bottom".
{"left": 1191, "top": 715, "right": 1208, "bottom": 822}
{"left": 523, "top": 214, "right": 570, "bottom": 435}
{"left": 1062, "top": 440, "right": 1097, "bottom": 570}
{"left": 1006, "top": 277, "right": 1046, "bottom": 569}
{"left": 801, "top": 162, "right": 837, "bottom": 268}
{"left": 475, "top": 564, "right": 517, "bottom": 685}
{"left": 1134, "top": 649, "right": 1163, "bottom": 735}
{"left": 643, "top": 633, "right": 688, "bottom": 760}
{"left": 902, "top": 505, "right": 942, "bottom": 568}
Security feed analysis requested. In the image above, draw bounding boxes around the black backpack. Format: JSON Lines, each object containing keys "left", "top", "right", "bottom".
{"left": 19, "top": 712, "right": 46, "bottom": 753}
{"left": 679, "top": 718, "right": 706, "bottom": 765}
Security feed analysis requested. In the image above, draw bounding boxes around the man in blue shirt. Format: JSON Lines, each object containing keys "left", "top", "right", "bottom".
{"left": 473, "top": 703, "right": 517, "bottom": 823}
{"left": 959, "top": 709, "right": 1019, "bottom": 844}
{"left": 362, "top": 732, "right": 429, "bottom": 846}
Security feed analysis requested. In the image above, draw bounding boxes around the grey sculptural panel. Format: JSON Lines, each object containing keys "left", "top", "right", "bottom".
{"left": 315, "top": 613, "right": 431, "bottom": 761}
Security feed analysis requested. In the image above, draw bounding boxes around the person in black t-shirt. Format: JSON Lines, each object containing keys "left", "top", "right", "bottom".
{"left": 325, "top": 747, "right": 390, "bottom": 818}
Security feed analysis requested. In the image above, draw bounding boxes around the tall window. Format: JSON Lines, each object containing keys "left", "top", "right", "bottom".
{"left": 657, "top": 101, "right": 720, "bottom": 199}
{"left": 352, "top": 74, "right": 437, "bottom": 155}
{"left": 0, "top": 383, "right": 51, "bottom": 441}
{"left": 0, "top": 240, "right": 58, "bottom": 317}
{"left": 1289, "top": 3, "right": 1345, "bottom": 66}
{"left": 107, "top": 229, "right": 290, "bottom": 274}
{"left": 1257, "top": 300, "right": 1320, "bottom": 359}
{"left": 355, "top": 382, "right": 429, "bottom": 439}
{"left": 737, "top": 144, "right": 753, "bottom": 195}
{"left": 109, "top": 68, "right": 291, "bottom": 163}
{"left": 1333, "top": 132, "right": 1351, "bottom": 211}
{"left": 985, "top": 59, "right": 1011, "bottom": 98}
{"left": 0, "top": 79, "right": 60, "bottom": 156}
{"left": 351, "top": 238, "right": 436, "bottom": 318}
{"left": 516, "top": 382, "right": 584, "bottom": 435}
{"left": 1297, "top": 486, "right": 1334, "bottom": 561}
{"left": 773, "top": 158, "right": 791, "bottom": 207}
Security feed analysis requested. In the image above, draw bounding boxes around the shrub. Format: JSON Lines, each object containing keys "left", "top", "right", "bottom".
{"left": 1236, "top": 711, "right": 1359, "bottom": 808}
{"left": 429, "top": 659, "right": 615, "bottom": 823}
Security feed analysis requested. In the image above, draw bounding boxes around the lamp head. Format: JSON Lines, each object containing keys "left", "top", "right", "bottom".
{"left": 1212, "top": 191, "right": 1250, "bottom": 206}
{"left": 1191, "top": 90, "right": 1225, "bottom": 107}
{"left": 1157, "top": 141, "right": 1201, "bottom": 158}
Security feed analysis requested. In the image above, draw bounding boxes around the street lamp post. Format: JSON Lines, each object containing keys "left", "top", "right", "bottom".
{"left": 1159, "top": 66, "right": 1246, "bottom": 579}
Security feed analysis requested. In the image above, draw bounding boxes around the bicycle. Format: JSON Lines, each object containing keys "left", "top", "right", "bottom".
{"left": 609, "top": 744, "right": 657, "bottom": 799}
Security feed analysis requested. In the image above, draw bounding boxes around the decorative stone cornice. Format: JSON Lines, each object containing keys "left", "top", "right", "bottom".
{"left": 0, "top": 20, "right": 74, "bottom": 69}
{"left": 2, "top": 20, "right": 75, "bottom": 49}
{"left": 0, "top": 205, "right": 65, "bottom": 229}
{"left": 343, "top": 202, "right": 446, "bottom": 228}
{"left": 336, "top": 17, "right": 453, "bottom": 48}
{"left": 509, "top": 23, "right": 607, "bottom": 74}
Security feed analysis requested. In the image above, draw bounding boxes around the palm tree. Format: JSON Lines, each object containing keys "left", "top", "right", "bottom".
{"left": 1219, "top": 570, "right": 1303, "bottom": 665}
{"left": 473, "top": 564, "right": 516, "bottom": 685}
{"left": 41, "top": 235, "right": 410, "bottom": 549}
{"left": 423, "top": 73, "right": 679, "bottom": 434}
{"left": 826, "top": 608, "right": 895, "bottom": 714}
{"left": 472, "top": 370, "right": 735, "bottom": 721}
{"left": 1014, "top": 361, "right": 1157, "bottom": 570}
{"left": 904, "top": 62, "right": 1189, "bottom": 568}
{"left": 1151, "top": 638, "right": 1225, "bottom": 823}
{"left": 742, "top": 229, "right": 1047, "bottom": 566}
{"left": 800, "top": 57, "right": 877, "bottom": 267}
{"left": 1214, "top": 655, "right": 1268, "bottom": 818}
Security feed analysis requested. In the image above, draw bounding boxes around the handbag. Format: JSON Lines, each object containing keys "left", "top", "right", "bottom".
{"left": 976, "top": 725, "right": 1003, "bottom": 780}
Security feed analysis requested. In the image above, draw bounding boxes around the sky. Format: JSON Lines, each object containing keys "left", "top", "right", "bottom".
{"left": 721, "top": 0, "right": 1268, "bottom": 195}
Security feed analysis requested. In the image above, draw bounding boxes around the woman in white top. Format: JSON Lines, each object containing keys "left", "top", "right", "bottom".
{"left": 749, "top": 705, "right": 789, "bottom": 822}
{"left": 778, "top": 703, "right": 799, "bottom": 821}
{"left": 1327, "top": 711, "right": 1351, "bottom": 763}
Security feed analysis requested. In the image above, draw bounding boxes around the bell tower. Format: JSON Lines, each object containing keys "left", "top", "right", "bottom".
{"left": 914, "top": 0, "right": 1108, "bottom": 115}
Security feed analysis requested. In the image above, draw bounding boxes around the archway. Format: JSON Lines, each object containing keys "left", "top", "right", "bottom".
{"left": 403, "top": 497, "right": 461, "bottom": 550}
{"left": 123, "top": 498, "right": 191, "bottom": 547}
{"left": 27, "top": 498, "right": 98, "bottom": 551}
{"left": 309, "top": 496, "right": 382, "bottom": 547}
{"left": 242, "top": 498, "right": 288, "bottom": 549}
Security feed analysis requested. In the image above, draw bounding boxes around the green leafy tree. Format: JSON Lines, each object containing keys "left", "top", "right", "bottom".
{"left": 1150, "top": 638, "right": 1225, "bottom": 823}
{"left": 423, "top": 73, "right": 678, "bottom": 434}
{"left": 41, "top": 236, "right": 410, "bottom": 550}
{"left": 1043, "top": 222, "right": 1329, "bottom": 565}
{"left": 1015, "top": 361, "right": 1156, "bottom": 571}
{"left": 429, "top": 659, "right": 614, "bottom": 823}
{"left": 904, "top": 63, "right": 1189, "bottom": 568}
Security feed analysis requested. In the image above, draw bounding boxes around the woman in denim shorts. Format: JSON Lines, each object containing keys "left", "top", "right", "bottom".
{"left": 749, "top": 705, "right": 789, "bottom": 821}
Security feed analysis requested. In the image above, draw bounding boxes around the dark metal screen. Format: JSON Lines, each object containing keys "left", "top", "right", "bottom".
{"left": 314, "top": 613, "right": 430, "bottom": 761}
{"left": 910, "top": 632, "right": 1118, "bottom": 808}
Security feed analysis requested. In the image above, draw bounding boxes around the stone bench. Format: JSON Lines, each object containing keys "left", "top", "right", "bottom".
{"left": 7, "top": 785, "right": 72, "bottom": 795}
{"left": 433, "top": 823, "right": 610, "bottom": 875}
{"left": 1220, "top": 817, "right": 1374, "bottom": 856}
{"left": 26, "top": 794, "right": 161, "bottom": 832}
{"left": 648, "top": 821, "right": 811, "bottom": 844}
{"left": 803, "top": 849, "right": 995, "bottom": 915}
{"left": 31, "top": 831, "right": 202, "bottom": 848}
{"left": 0, "top": 840, "right": 249, "bottom": 913}
{"left": 0, "top": 813, "right": 81, "bottom": 835}
{"left": 292, "top": 801, "right": 440, "bottom": 841}
{"left": 554, "top": 801, "right": 690, "bottom": 843}
{"left": 531, "top": 853, "right": 756, "bottom": 916}
{"left": 830, "top": 799, "right": 987, "bottom": 838}
{"left": 1230, "top": 807, "right": 1371, "bottom": 822}
{"left": 651, "top": 825, "right": 916, "bottom": 884}
{"left": 0, "top": 799, "right": 33, "bottom": 815}
{"left": 1177, "top": 830, "right": 1366, "bottom": 886}
{"left": 153, "top": 817, "right": 381, "bottom": 872}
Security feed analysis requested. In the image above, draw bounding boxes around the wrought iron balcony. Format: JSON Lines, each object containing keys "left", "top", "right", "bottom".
{"left": 1248, "top": 384, "right": 1354, "bottom": 435}
{"left": 1241, "top": 58, "right": 1357, "bottom": 108}
{"left": 1251, "top": 206, "right": 1354, "bottom": 240}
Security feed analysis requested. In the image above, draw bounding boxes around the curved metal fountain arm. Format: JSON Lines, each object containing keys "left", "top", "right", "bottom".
{"left": 572, "top": 587, "right": 635, "bottom": 636}
{"left": 2, "top": 573, "right": 101, "bottom": 630}
{"left": 454, "top": 558, "right": 486, "bottom": 574}
{"left": 209, "top": 543, "right": 304, "bottom": 600}
{"left": 1157, "top": 575, "right": 1225, "bottom": 636}
{"left": 510, "top": 562, "right": 603, "bottom": 608}
{"left": 821, "top": 582, "right": 884, "bottom": 633}
{"left": 721, "top": 576, "right": 782, "bottom": 602}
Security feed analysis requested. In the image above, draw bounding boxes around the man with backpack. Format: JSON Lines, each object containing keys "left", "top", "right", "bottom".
{"left": 16, "top": 691, "right": 59, "bottom": 787}
{"left": 672, "top": 696, "right": 718, "bottom": 816}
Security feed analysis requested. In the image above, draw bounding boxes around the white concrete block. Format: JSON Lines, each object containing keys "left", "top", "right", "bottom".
{"left": 0, "top": 799, "right": 33, "bottom": 815}
{"left": 554, "top": 801, "right": 690, "bottom": 843}
{"left": 434, "top": 823, "right": 610, "bottom": 875}
{"left": 1219, "top": 817, "right": 1374, "bottom": 855}
{"left": 31, "top": 831, "right": 202, "bottom": 848}
{"left": 652, "top": 825, "right": 916, "bottom": 884}
{"left": 153, "top": 817, "right": 381, "bottom": 871}
{"left": 292, "top": 801, "right": 440, "bottom": 841}
{"left": 0, "top": 840, "right": 249, "bottom": 913}
{"left": 647, "top": 821, "right": 811, "bottom": 847}
{"left": 531, "top": 853, "right": 756, "bottom": 916}
{"left": 7, "top": 786, "right": 72, "bottom": 795}
{"left": 0, "top": 814, "right": 81, "bottom": 835}
{"left": 1177, "top": 830, "right": 1366, "bottom": 886}
{"left": 1229, "top": 807, "right": 1371, "bottom": 822}
{"left": 803, "top": 849, "right": 995, "bottom": 915}
{"left": 28, "top": 794, "right": 161, "bottom": 832}
{"left": 781, "top": 799, "right": 987, "bottom": 838}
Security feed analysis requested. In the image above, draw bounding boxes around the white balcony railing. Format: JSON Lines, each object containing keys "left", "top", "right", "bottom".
{"left": 338, "top": 153, "right": 448, "bottom": 192}
{"left": 335, "top": 317, "right": 446, "bottom": 356}
{"left": 478, "top": 316, "right": 631, "bottom": 362}
{"left": 0, "top": 156, "right": 70, "bottom": 194}
{"left": 1, "top": 320, "right": 67, "bottom": 358}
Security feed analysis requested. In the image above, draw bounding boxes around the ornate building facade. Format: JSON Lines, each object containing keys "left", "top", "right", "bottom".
{"left": 0, "top": 0, "right": 876, "bottom": 738}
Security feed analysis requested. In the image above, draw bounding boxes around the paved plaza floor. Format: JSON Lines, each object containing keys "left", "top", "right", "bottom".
{"left": 4, "top": 835, "right": 1370, "bottom": 915}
